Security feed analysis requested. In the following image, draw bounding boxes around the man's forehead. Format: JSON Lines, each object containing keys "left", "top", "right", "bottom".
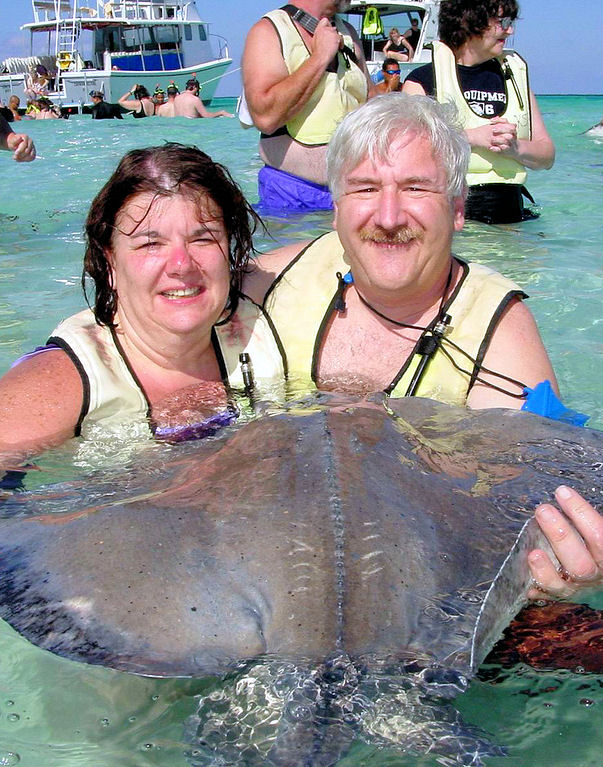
{"left": 344, "top": 132, "right": 441, "bottom": 175}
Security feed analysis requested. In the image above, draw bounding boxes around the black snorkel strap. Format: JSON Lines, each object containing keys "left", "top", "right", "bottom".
{"left": 280, "top": 4, "right": 358, "bottom": 69}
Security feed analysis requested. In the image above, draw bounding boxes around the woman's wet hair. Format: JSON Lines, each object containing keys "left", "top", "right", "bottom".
{"left": 439, "top": 0, "right": 519, "bottom": 50}
{"left": 133, "top": 85, "right": 150, "bottom": 100}
{"left": 84, "top": 143, "right": 263, "bottom": 326}
{"left": 326, "top": 93, "right": 470, "bottom": 201}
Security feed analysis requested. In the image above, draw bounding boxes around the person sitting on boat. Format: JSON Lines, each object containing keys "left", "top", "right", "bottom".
{"left": 118, "top": 84, "right": 155, "bottom": 118}
{"left": 155, "top": 82, "right": 179, "bottom": 117}
{"left": 242, "top": 0, "right": 375, "bottom": 213}
{"left": 402, "top": 0, "right": 555, "bottom": 225}
{"left": 24, "top": 64, "right": 50, "bottom": 101}
{"left": 0, "top": 113, "right": 36, "bottom": 161}
{"left": 241, "top": 92, "right": 602, "bottom": 600}
{"left": 89, "top": 90, "right": 123, "bottom": 120}
{"left": 0, "top": 143, "right": 283, "bottom": 460}
{"left": 383, "top": 27, "right": 413, "bottom": 63}
{"left": 375, "top": 59, "right": 402, "bottom": 94}
{"left": 173, "top": 77, "right": 234, "bottom": 119}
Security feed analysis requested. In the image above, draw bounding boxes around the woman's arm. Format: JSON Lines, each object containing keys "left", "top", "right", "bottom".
{"left": 118, "top": 87, "right": 141, "bottom": 112}
{"left": 0, "top": 350, "right": 84, "bottom": 462}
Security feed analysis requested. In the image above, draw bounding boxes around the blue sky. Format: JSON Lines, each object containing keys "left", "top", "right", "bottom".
{"left": 1, "top": 1, "right": 602, "bottom": 96}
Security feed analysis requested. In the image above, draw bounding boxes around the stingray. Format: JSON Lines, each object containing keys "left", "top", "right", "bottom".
{"left": 0, "top": 395, "right": 601, "bottom": 765}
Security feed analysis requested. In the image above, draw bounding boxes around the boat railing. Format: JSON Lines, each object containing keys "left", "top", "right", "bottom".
{"left": 94, "top": 1, "right": 188, "bottom": 21}
{"left": 211, "top": 34, "right": 229, "bottom": 61}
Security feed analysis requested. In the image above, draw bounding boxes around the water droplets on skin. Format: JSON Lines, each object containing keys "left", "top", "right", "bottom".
{"left": 0, "top": 754, "right": 20, "bottom": 766}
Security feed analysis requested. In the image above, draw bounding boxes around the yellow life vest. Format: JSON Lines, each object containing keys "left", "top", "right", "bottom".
{"left": 362, "top": 7, "right": 384, "bottom": 36}
{"left": 264, "top": 10, "right": 368, "bottom": 145}
{"left": 263, "top": 231, "right": 526, "bottom": 406}
{"left": 431, "top": 41, "right": 531, "bottom": 187}
{"left": 49, "top": 299, "right": 286, "bottom": 438}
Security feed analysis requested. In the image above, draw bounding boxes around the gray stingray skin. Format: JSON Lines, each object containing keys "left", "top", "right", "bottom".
{"left": 0, "top": 396, "right": 600, "bottom": 680}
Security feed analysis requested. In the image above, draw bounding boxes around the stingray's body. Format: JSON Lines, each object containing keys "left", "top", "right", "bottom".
{"left": 0, "top": 396, "right": 600, "bottom": 764}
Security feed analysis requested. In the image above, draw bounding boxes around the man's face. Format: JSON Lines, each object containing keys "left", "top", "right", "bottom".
{"left": 333, "top": 132, "right": 464, "bottom": 300}
{"left": 383, "top": 62, "right": 401, "bottom": 83}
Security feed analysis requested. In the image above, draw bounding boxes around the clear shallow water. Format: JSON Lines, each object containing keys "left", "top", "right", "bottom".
{"left": 0, "top": 96, "right": 601, "bottom": 766}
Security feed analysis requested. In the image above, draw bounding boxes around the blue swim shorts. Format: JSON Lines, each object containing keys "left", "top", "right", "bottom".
{"left": 257, "top": 165, "right": 333, "bottom": 214}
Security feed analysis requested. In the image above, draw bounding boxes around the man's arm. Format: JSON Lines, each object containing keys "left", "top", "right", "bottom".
{"left": 244, "top": 242, "right": 311, "bottom": 304}
{"left": 0, "top": 115, "right": 36, "bottom": 162}
{"left": 242, "top": 16, "right": 344, "bottom": 135}
{"left": 466, "top": 297, "right": 558, "bottom": 410}
{"left": 193, "top": 97, "right": 233, "bottom": 119}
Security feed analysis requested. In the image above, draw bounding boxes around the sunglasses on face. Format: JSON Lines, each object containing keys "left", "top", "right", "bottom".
{"left": 385, "top": 69, "right": 401, "bottom": 75}
{"left": 495, "top": 16, "right": 514, "bottom": 30}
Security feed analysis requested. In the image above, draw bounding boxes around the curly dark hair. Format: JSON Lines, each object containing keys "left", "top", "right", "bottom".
{"left": 133, "top": 85, "right": 150, "bottom": 100}
{"left": 438, "top": 0, "right": 519, "bottom": 50}
{"left": 83, "top": 143, "right": 263, "bottom": 326}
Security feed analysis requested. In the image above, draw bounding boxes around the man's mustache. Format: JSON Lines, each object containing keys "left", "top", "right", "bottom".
{"left": 359, "top": 226, "right": 424, "bottom": 244}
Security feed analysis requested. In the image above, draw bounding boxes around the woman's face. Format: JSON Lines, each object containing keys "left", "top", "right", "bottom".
{"left": 477, "top": 8, "right": 514, "bottom": 58}
{"left": 108, "top": 192, "right": 231, "bottom": 342}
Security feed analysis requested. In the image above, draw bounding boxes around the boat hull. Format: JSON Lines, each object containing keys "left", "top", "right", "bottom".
{"left": 0, "top": 58, "right": 232, "bottom": 108}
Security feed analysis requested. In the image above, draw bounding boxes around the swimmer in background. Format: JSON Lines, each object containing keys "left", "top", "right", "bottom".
{"left": 152, "top": 85, "right": 166, "bottom": 113}
{"left": 118, "top": 84, "right": 155, "bottom": 117}
{"left": 8, "top": 96, "right": 21, "bottom": 120}
{"left": 155, "top": 82, "right": 179, "bottom": 117}
{"left": 173, "top": 77, "right": 234, "bottom": 118}
{"left": 0, "top": 113, "right": 36, "bottom": 161}
{"left": 375, "top": 58, "right": 403, "bottom": 94}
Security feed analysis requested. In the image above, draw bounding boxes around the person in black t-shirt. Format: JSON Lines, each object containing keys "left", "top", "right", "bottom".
{"left": 402, "top": 0, "right": 554, "bottom": 224}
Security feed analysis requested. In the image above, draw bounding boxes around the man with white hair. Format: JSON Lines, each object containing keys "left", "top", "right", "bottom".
{"left": 246, "top": 93, "right": 555, "bottom": 410}
{"left": 244, "top": 92, "right": 602, "bottom": 604}
{"left": 242, "top": 1, "right": 374, "bottom": 212}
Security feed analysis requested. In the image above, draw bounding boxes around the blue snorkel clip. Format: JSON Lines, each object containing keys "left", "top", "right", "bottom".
{"left": 522, "top": 380, "right": 589, "bottom": 427}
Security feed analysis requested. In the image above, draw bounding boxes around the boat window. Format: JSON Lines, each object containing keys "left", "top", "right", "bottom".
{"left": 155, "top": 26, "right": 179, "bottom": 45}
{"left": 184, "top": 26, "right": 192, "bottom": 41}
{"left": 198, "top": 25, "right": 207, "bottom": 42}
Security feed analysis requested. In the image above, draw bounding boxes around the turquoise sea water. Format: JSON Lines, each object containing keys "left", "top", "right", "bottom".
{"left": 0, "top": 95, "right": 601, "bottom": 766}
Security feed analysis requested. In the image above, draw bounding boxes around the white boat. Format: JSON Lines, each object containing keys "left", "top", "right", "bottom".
{"left": 0, "top": 0, "right": 232, "bottom": 108}
{"left": 343, "top": 0, "right": 441, "bottom": 80}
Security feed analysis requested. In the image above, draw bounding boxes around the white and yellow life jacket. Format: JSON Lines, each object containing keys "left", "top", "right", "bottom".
{"left": 432, "top": 41, "right": 531, "bottom": 187}
{"left": 263, "top": 231, "right": 526, "bottom": 406}
{"left": 49, "top": 299, "right": 285, "bottom": 438}
{"left": 264, "top": 9, "right": 368, "bottom": 145}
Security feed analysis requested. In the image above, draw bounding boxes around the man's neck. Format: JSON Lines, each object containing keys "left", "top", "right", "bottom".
{"left": 351, "top": 259, "right": 458, "bottom": 328}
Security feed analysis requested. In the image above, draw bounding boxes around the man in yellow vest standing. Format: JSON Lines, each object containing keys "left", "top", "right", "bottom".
{"left": 242, "top": 1, "right": 374, "bottom": 213}
{"left": 403, "top": 0, "right": 554, "bottom": 224}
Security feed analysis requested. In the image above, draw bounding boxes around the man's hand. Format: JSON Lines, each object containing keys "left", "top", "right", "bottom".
{"left": 6, "top": 132, "right": 36, "bottom": 162}
{"left": 311, "top": 18, "right": 343, "bottom": 67}
{"left": 528, "top": 486, "right": 603, "bottom": 599}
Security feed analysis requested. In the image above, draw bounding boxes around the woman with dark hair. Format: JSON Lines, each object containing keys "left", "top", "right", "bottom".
{"left": 0, "top": 144, "right": 284, "bottom": 454}
{"left": 118, "top": 83, "right": 155, "bottom": 117}
{"left": 403, "top": 0, "right": 555, "bottom": 224}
